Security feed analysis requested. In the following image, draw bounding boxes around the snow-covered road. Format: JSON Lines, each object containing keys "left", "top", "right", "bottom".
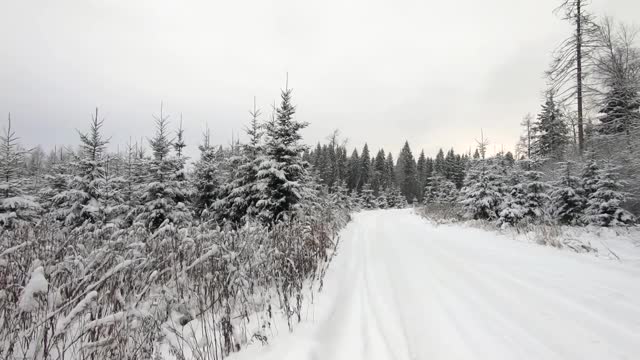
{"left": 235, "top": 209, "right": 640, "bottom": 360}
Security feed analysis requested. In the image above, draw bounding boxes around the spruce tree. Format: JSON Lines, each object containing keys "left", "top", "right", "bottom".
{"left": 215, "top": 102, "right": 264, "bottom": 224}
{"left": 372, "top": 149, "right": 386, "bottom": 195}
{"left": 423, "top": 174, "right": 457, "bottom": 205}
{"left": 434, "top": 148, "right": 445, "bottom": 175}
{"left": 520, "top": 160, "right": 549, "bottom": 222}
{"left": 416, "top": 150, "right": 427, "bottom": 201}
{"left": 53, "top": 108, "right": 109, "bottom": 228}
{"left": 346, "top": 149, "right": 360, "bottom": 191}
{"left": 193, "top": 129, "right": 222, "bottom": 218}
{"left": 533, "top": 93, "right": 568, "bottom": 160}
{"left": 384, "top": 152, "right": 395, "bottom": 189}
{"left": 498, "top": 165, "right": 527, "bottom": 226}
{"left": 359, "top": 183, "right": 376, "bottom": 209}
{"left": 133, "top": 105, "right": 192, "bottom": 231}
{"left": 396, "top": 141, "right": 418, "bottom": 201}
{"left": 498, "top": 160, "right": 549, "bottom": 225}
{"left": 0, "top": 114, "right": 41, "bottom": 227}
{"left": 358, "top": 144, "right": 371, "bottom": 191}
{"left": 550, "top": 161, "right": 586, "bottom": 225}
{"left": 584, "top": 163, "right": 635, "bottom": 226}
{"left": 336, "top": 146, "right": 348, "bottom": 187}
{"left": 459, "top": 159, "right": 504, "bottom": 220}
{"left": 255, "top": 86, "right": 310, "bottom": 224}
{"left": 581, "top": 158, "right": 600, "bottom": 200}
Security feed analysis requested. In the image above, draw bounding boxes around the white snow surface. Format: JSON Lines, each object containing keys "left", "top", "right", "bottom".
{"left": 231, "top": 208, "right": 640, "bottom": 360}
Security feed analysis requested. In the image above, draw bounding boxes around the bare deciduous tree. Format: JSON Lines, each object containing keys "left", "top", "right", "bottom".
{"left": 547, "top": 0, "right": 600, "bottom": 155}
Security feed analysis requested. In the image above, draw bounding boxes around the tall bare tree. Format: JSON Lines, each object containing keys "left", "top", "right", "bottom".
{"left": 516, "top": 113, "right": 534, "bottom": 159}
{"left": 547, "top": 0, "right": 600, "bottom": 155}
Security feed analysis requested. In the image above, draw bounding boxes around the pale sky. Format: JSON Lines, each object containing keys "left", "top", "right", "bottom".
{"left": 1, "top": 0, "right": 639, "bottom": 159}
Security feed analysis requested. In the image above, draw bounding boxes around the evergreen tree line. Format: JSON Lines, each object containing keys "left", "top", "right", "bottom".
{"left": 419, "top": 7, "right": 640, "bottom": 227}
{"left": 427, "top": 154, "right": 635, "bottom": 227}
{"left": 306, "top": 139, "right": 473, "bottom": 209}
{"left": 0, "top": 88, "right": 333, "bottom": 231}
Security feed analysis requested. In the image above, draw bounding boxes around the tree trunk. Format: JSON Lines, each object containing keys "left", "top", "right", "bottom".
{"left": 576, "top": 0, "right": 584, "bottom": 155}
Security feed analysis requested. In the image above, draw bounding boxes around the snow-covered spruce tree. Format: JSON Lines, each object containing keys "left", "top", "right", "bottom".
{"left": 376, "top": 189, "right": 388, "bottom": 209}
{"left": 39, "top": 158, "right": 72, "bottom": 221}
{"left": 255, "top": 86, "right": 310, "bottom": 224}
{"left": 396, "top": 141, "right": 419, "bottom": 202}
{"left": 52, "top": 108, "right": 109, "bottom": 228}
{"left": 498, "top": 164, "right": 527, "bottom": 226}
{"left": 384, "top": 151, "right": 396, "bottom": 189}
{"left": 423, "top": 174, "right": 458, "bottom": 205}
{"left": 550, "top": 161, "right": 586, "bottom": 225}
{"left": 533, "top": 93, "right": 569, "bottom": 160}
{"left": 214, "top": 102, "right": 264, "bottom": 224}
{"left": 372, "top": 149, "right": 387, "bottom": 195}
{"left": 386, "top": 186, "right": 408, "bottom": 209}
{"left": 346, "top": 149, "right": 360, "bottom": 192}
{"left": 192, "top": 128, "right": 223, "bottom": 219}
{"left": 499, "top": 159, "right": 549, "bottom": 226}
{"left": 359, "top": 183, "right": 376, "bottom": 209}
{"left": 520, "top": 160, "right": 549, "bottom": 222}
{"left": 584, "top": 163, "right": 635, "bottom": 226}
{"left": 581, "top": 157, "right": 600, "bottom": 200}
{"left": 330, "top": 180, "right": 351, "bottom": 210}
{"left": 459, "top": 158, "right": 505, "bottom": 220}
{"left": 416, "top": 150, "right": 428, "bottom": 201}
{"left": 104, "top": 139, "right": 140, "bottom": 227}
{"left": 0, "top": 114, "right": 41, "bottom": 227}
{"left": 101, "top": 153, "right": 130, "bottom": 226}
{"left": 131, "top": 105, "right": 192, "bottom": 231}
{"left": 358, "top": 143, "right": 371, "bottom": 192}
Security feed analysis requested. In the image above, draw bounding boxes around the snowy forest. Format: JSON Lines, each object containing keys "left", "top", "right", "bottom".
{"left": 0, "top": 87, "right": 357, "bottom": 359}
{"left": 1, "top": 0, "right": 640, "bottom": 359}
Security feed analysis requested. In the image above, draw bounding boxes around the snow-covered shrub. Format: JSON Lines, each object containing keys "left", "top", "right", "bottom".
{"left": 0, "top": 186, "right": 350, "bottom": 360}
{"left": 423, "top": 174, "right": 458, "bottom": 205}
{"left": 584, "top": 163, "right": 636, "bottom": 226}
{"left": 499, "top": 160, "right": 549, "bottom": 226}
{"left": 459, "top": 159, "right": 505, "bottom": 220}
{"left": 550, "top": 161, "right": 586, "bottom": 225}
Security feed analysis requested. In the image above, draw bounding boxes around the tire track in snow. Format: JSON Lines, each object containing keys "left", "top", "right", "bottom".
{"left": 233, "top": 209, "right": 640, "bottom": 360}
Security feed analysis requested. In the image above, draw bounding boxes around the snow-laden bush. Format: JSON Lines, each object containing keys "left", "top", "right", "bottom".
{"left": 0, "top": 195, "right": 350, "bottom": 360}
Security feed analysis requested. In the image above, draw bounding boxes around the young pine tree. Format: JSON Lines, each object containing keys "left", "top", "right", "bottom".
{"left": 396, "top": 141, "right": 419, "bottom": 202}
{"left": 255, "top": 86, "right": 310, "bottom": 224}
{"left": 584, "top": 163, "right": 635, "bottom": 226}
{"left": 358, "top": 144, "right": 371, "bottom": 192}
{"left": 0, "top": 114, "right": 41, "bottom": 227}
{"left": 550, "top": 161, "right": 586, "bottom": 225}
{"left": 132, "top": 105, "right": 192, "bottom": 231}
{"left": 192, "top": 128, "right": 222, "bottom": 218}
{"left": 533, "top": 93, "right": 569, "bottom": 160}
{"left": 215, "top": 102, "right": 264, "bottom": 224}
{"left": 53, "top": 108, "right": 109, "bottom": 228}
{"left": 423, "top": 174, "right": 458, "bottom": 205}
{"left": 346, "top": 149, "right": 360, "bottom": 192}
{"left": 459, "top": 159, "right": 505, "bottom": 220}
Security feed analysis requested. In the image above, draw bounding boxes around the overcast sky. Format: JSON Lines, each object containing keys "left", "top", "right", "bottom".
{"left": 1, "top": 0, "right": 639, "bottom": 159}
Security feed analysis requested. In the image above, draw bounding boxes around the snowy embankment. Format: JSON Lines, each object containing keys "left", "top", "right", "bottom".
{"left": 231, "top": 208, "right": 640, "bottom": 360}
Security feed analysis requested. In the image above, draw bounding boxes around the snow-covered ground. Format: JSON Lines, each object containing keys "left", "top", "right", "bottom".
{"left": 232, "top": 208, "right": 640, "bottom": 360}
